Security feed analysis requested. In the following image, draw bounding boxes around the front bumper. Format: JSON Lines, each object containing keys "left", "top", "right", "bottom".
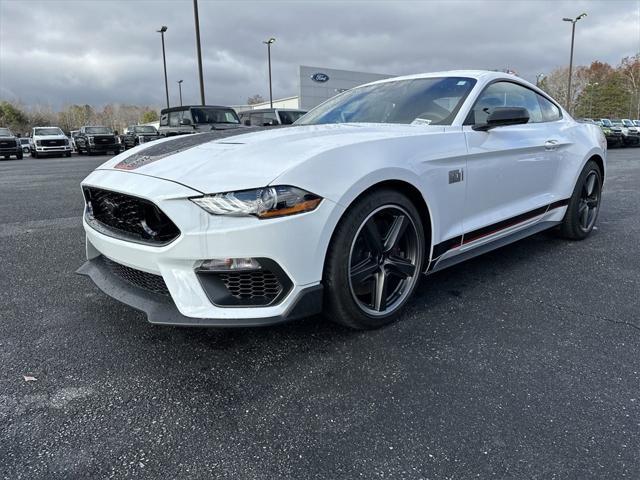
{"left": 77, "top": 256, "right": 322, "bottom": 327}
{"left": 34, "top": 145, "right": 72, "bottom": 153}
{"left": 78, "top": 169, "right": 341, "bottom": 326}
{"left": 0, "top": 147, "right": 20, "bottom": 155}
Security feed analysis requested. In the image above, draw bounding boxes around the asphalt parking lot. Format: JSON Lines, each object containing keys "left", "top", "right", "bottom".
{"left": 1, "top": 149, "right": 639, "bottom": 479}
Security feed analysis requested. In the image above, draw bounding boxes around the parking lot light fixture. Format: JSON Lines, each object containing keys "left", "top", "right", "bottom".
{"left": 263, "top": 37, "right": 276, "bottom": 108}
{"left": 563, "top": 13, "right": 587, "bottom": 113}
{"left": 177, "top": 80, "right": 184, "bottom": 106}
{"left": 157, "top": 26, "right": 170, "bottom": 109}
{"left": 193, "top": 0, "right": 206, "bottom": 106}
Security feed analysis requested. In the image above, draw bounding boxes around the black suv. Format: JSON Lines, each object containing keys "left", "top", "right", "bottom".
{"left": 0, "top": 127, "right": 23, "bottom": 160}
{"left": 158, "top": 105, "right": 242, "bottom": 136}
{"left": 238, "top": 108, "right": 307, "bottom": 127}
{"left": 121, "top": 125, "right": 161, "bottom": 150}
{"left": 76, "top": 126, "right": 121, "bottom": 155}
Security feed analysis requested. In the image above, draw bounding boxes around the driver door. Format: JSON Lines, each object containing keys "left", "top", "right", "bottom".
{"left": 462, "top": 81, "right": 562, "bottom": 237}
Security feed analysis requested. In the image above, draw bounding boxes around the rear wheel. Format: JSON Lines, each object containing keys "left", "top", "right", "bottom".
{"left": 559, "top": 160, "right": 602, "bottom": 240}
{"left": 323, "top": 189, "right": 425, "bottom": 329}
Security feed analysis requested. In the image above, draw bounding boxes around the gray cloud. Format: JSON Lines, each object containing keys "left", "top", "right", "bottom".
{"left": 0, "top": 0, "right": 638, "bottom": 110}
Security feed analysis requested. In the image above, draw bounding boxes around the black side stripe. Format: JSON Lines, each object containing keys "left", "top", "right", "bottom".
{"left": 429, "top": 198, "right": 570, "bottom": 267}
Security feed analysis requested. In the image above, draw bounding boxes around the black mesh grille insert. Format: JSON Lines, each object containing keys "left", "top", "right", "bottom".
{"left": 104, "top": 257, "right": 170, "bottom": 296}
{"left": 83, "top": 187, "right": 180, "bottom": 245}
{"left": 218, "top": 270, "right": 283, "bottom": 301}
{"left": 42, "top": 139, "right": 65, "bottom": 147}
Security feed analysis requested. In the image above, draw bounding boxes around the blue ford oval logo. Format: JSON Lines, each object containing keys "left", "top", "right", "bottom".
{"left": 311, "top": 73, "right": 329, "bottom": 83}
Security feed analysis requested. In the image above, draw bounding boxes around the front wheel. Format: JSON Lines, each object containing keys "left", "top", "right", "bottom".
{"left": 559, "top": 160, "right": 602, "bottom": 240}
{"left": 32, "top": 151, "right": 37, "bottom": 158}
{"left": 323, "top": 189, "right": 425, "bottom": 330}
{"left": 17, "top": 151, "right": 23, "bottom": 159}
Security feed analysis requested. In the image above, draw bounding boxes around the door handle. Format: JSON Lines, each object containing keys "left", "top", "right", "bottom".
{"left": 544, "top": 139, "right": 559, "bottom": 150}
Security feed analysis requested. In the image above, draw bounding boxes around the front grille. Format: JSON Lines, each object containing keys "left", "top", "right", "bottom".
{"left": 93, "top": 136, "right": 116, "bottom": 145}
{"left": 104, "top": 257, "right": 170, "bottom": 296}
{"left": 0, "top": 140, "right": 13, "bottom": 147}
{"left": 42, "top": 139, "right": 65, "bottom": 147}
{"left": 83, "top": 187, "right": 180, "bottom": 245}
{"left": 218, "top": 270, "right": 283, "bottom": 301}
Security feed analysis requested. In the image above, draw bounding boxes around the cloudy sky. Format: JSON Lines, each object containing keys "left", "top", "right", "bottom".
{"left": 0, "top": 0, "right": 638, "bottom": 110}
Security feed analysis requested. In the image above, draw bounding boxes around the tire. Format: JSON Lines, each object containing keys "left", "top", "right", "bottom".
{"left": 559, "top": 159, "right": 602, "bottom": 240}
{"left": 323, "top": 189, "right": 425, "bottom": 330}
{"left": 32, "top": 151, "right": 37, "bottom": 158}
{"left": 17, "top": 151, "right": 23, "bottom": 159}
{"left": 65, "top": 152, "right": 71, "bottom": 157}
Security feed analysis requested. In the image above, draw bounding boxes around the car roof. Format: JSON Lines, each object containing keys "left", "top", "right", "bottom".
{"left": 363, "top": 69, "right": 516, "bottom": 86}
{"left": 161, "top": 105, "right": 233, "bottom": 113}
{"left": 238, "top": 108, "right": 306, "bottom": 114}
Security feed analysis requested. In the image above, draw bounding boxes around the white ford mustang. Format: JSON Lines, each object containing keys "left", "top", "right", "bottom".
{"left": 78, "top": 70, "right": 606, "bottom": 329}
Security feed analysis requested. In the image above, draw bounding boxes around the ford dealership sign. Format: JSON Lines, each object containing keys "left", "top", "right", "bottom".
{"left": 311, "top": 73, "right": 330, "bottom": 83}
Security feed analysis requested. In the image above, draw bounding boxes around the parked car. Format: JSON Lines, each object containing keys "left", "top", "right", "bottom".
{"left": 19, "top": 137, "right": 32, "bottom": 153}
{"left": 611, "top": 119, "right": 639, "bottom": 146}
{"left": 599, "top": 119, "right": 623, "bottom": 147}
{"left": 121, "top": 125, "right": 161, "bottom": 150}
{"left": 158, "top": 105, "right": 243, "bottom": 136}
{"left": 70, "top": 130, "right": 80, "bottom": 151}
{"left": 238, "top": 108, "right": 308, "bottom": 127}
{"left": 622, "top": 119, "right": 640, "bottom": 145}
{"left": 30, "top": 127, "right": 72, "bottom": 158}
{"left": 75, "top": 126, "right": 121, "bottom": 155}
{"left": 633, "top": 120, "right": 640, "bottom": 128}
{"left": 0, "top": 127, "right": 23, "bottom": 159}
{"left": 78, "top": 70, "right": 606, "bottom": 330}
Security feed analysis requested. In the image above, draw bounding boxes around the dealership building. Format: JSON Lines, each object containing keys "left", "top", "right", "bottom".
{"left": 244, "top": 65, "right": 393, "bottom": 111}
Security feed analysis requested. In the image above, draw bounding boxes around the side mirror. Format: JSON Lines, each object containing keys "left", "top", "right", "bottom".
{"left": 473, "top": 107, "right": 530, "bottom": 131}
{"left": 180, "top": 118, "right": 192, "bottom": 126}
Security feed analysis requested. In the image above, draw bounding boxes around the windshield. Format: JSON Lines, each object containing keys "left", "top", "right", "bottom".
{"left": 622, "top": 120, "right": 633, "bottom": 126}
{"left": 86, "top": 127, "right": 113, "bottom": 134}
{"left": 133, "top": 126, "right": 157, "bottom": 133}
{"left": 191, "top": 107, "right": 239, "bottom": 124}
{"left": 600, "top": 119, "right": 612, "bottom": 127}
{"left": 0, "top": 128, "right": 12, "bottom": 136}
{"left": 20, "top": 138, "right": 29, "bottom": 144}
{"left": 611, "top": 120, "right": 623, "bottom": 126}
{"left": 34, "top": 127, "right": 63, "bottom": 136}
{"left": 634, "top": 121, "right": 640, "bottom": 126}
{"left": 279, "top": 110, "right": 306, "bottom": 125}
{"left": 296, "top": 77, "right": 476, "bottom": 126}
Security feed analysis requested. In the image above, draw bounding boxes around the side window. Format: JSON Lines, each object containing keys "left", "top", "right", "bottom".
{"left": 169, "top": 110, "right": 183, "bottom": 127}
{"left": 467, "top": 81, "right": 543, "bottom": 125}
{"left": 538, "top": 95, "right": 562, "bottom": 122}
{"left": 160, "top": 113, "right": 169, "bottom": 126}
{"left": 262, "top": 112, "right": 279, "bottom": 126}
{"left": 250, "top": 113, "right": 263, "bottom": 126}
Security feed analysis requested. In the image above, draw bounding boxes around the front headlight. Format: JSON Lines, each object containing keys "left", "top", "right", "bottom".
{"left": 64, "top": 138, "right": 69, "bottom": 145}
{"left": 88, "top": 136, "right": 95, "bottom": 144}
{"left": 191, "top": 186, "right": 322, "bottom": 219}
{"left": 36, "top": 140, "right": 42, "bottom": 146}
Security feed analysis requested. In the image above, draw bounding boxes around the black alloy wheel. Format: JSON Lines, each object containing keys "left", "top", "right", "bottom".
{"left": 577, "top": 170, "right": 600, "bottom": 232}
{"left": 560, "top": 159, "right": 602, "bottom": 240}
{"left": 323, "top": 189, "right": 425, "bottom": 329}
{"left": 348, "top": 205, "right": 421, "bottom": 316}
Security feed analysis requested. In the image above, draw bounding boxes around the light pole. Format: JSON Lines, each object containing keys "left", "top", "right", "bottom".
{"left": 157, "top": 26, "right": 169, "bottom": 109}
{"left": 562, "top": 13, "right": 587, "bottom": 113}
{"left": 192, "top": 0, "right": 206, "bottom": 105}
{"left": 177, "top": 80, "right": 183, "bottom": 106}
{"left": 263, "top": 37, "right": 276, "bottom": 108}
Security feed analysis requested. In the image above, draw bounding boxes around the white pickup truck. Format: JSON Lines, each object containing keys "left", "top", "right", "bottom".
{"left": 30, "top": 126, "right": 72, "bottom": 158}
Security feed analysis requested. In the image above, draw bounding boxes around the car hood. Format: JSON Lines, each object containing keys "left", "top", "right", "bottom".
{"left": 33, "top": 134, "right": 68, "bottom": 140}
{"left": 96, "top": 123, "right": 444, "bottom": 194}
